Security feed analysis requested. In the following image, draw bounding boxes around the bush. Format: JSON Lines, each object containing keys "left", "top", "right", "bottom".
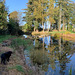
{"left": 30, "top": 50, "right": 49, "bottom": 65}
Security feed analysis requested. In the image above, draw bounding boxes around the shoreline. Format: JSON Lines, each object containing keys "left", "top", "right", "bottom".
{"left": 0, "top": 36, "right": 44, "bottom": 75}
{"left": 32, "top": 31, "right": 75, "bottom": 42}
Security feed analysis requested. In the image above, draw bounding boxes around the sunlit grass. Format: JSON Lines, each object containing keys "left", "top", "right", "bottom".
{"left": 32, "top": 30, "right": 73, "bottom": 35}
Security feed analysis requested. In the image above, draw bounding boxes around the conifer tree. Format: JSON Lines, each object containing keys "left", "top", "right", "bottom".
{"left": 0, "top": 0, "right": 7, "bottom": 30}
{"left": 47, "top": 0, "right": 55, "bottom": 31}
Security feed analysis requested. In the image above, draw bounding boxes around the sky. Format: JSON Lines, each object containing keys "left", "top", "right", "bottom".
{"left": 6, "top": 0, "right": 28, "bottom": 13}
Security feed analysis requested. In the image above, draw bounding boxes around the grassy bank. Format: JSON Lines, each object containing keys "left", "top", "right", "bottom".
{"left": 0, "top": 35, "right": 16, "bottom": 43}
{"left": 32, "top": 30, "right": 75, "bottom": 41}
{"left": 32, "top": 30, "right": 72, "bottom": 35}
{"left": 0, "top": 35, "right": 44, "bottom": 75}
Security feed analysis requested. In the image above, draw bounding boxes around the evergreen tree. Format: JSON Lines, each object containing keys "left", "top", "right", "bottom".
{"left": 23, "top": 0, "right": 34, "bottom": 31}
{"left": 0, "top": 0, "right": 7, "bottom": 30}
{"left": 62, "top": 0, "right": 73, "bottom": 30}
{"left": 47, "top": 0, "right": 55, "bottom": 31}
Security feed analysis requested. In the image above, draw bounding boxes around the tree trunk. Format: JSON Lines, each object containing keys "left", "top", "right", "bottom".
{"left": 42, "top": 21, "right": 44, "bottom": 32}
{"left": 50, "top": 23, "right": 52, "bottom": 31}
{"left": 34, "top": 27, "right": 35, "bottom": 32}
{"left": 67, "top": 20, "right": 69, "bottom": 30}
{"left": 59, "top": 4, "right": 62, "bottom": 31}
{"left": 63, "top": 16, "right": 65, "bottom": 31}
{"left": 48, "top": 24, "right": 50, "bottom": 32}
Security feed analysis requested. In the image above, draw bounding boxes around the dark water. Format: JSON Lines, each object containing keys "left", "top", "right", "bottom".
{"left": 24, "top": 35, "right": 75, "bottom": 75}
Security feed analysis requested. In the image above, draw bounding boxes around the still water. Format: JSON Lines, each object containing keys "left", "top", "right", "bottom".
{"left": 24, "top": 35, "right": 75, "bottom": 75}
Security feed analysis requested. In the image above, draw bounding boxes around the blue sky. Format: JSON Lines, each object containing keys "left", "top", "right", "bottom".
{"left": 6, "top": 0, "right": 28, "bottom": 13}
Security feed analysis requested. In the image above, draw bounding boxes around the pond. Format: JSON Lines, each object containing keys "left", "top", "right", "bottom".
{"left": 24, "top": 35, "right": 75, "bottom": 75}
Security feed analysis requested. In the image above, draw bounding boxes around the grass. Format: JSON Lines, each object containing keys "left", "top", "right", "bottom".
{"left": 0, "top": 35, "right": 16, "bottom": 43}
{"left": 11, "top": 38, "right": 34, "bottom": 50}
{"left": 8, "top": 65, "right": 25, "bottom": 73}
{"left": 69, "top": 30, "right": 75, "bottom": 33}
{"left": 32, "top": 30, "right": 73, "bottom": 35}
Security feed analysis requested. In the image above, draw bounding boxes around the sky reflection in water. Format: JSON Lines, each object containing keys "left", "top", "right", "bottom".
{"left": 25, "top": 35, "right": 75, "bottom": 75}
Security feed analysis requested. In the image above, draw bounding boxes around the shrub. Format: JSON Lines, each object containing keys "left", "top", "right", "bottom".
{"left": 30, "top": 50, "right": 49, "bottom": 65}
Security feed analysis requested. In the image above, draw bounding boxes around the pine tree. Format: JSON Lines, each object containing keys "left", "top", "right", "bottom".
{"left": 0, "top": 0, "right": 7, "bottom": 30}
{"left": 40, "top": 0, "right": 48, "bottom": 32}
{"left": 62, "top": 0, "right": 73, "bottom": 31}
{"left": 23, "top": 0, "right": 34, "bottom": 31}
{"left": 47, "top": 0, "right": 55, "bottom": 31}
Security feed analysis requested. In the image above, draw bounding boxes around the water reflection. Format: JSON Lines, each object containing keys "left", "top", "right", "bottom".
{"left": 25, "top": 35, "right": 75, "bottom": 75}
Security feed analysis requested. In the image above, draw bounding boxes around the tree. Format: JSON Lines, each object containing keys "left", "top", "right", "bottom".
{"left": 40, "top": 0, "right": 48, "bottom": 32}
{"left": 7, "top": 18, "right": 19, "bottom": 35}
{"left": 23, "top": 0, "right": 34, "bottom": 31}
{"left": 62, "top": 0, "right": 73, "bottom": 31}
{"left": 8, "top": 11, "right": 22, "bottom": 24}
{"left": 47, "top": 0, "right": 55, "bottom": 31}
{"left": 71, "top": 3, "right": 75, "bottom": 32}
{"left": 33, "top": 21, "right": 39, "bottom": 32}
{"left": 0, "top": 0, "right": 7, "bottom": 30}
{"left": 8, "top": 11, "right": 21, "bottom": 35}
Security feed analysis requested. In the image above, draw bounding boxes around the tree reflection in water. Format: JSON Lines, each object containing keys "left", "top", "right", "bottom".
{"left": 29, "top": 36, "right": 75, "bottom": 75}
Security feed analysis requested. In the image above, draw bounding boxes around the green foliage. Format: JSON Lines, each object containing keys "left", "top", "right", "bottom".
{"left": 34, "top": 21, "right": 39, "bottom": 29}
{"left": 22, "top": 23, "right": 31, "bottom": 32}
{"left": 0, "top": 0, "right": 8, "bottom": 30}
{"left": 7, "top": 18, "right": 19, "bottom": 35}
